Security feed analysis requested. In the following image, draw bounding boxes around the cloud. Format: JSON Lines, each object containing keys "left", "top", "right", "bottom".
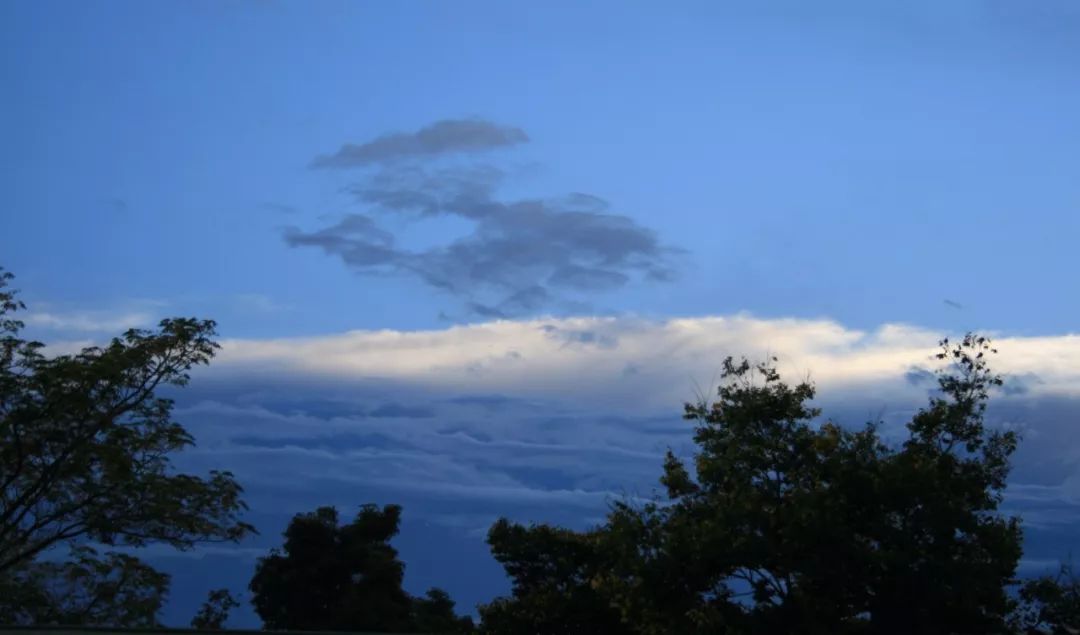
{"left": 540, "top": 323, "right": 620, "bottom": 349}
{"left": 23, "top": 310, "right": 155, "bottom": 333}
{"left": 233, "top": 293, "right": 292, "bottom": 314}
{"left": 311, "top": 119, "right": 529, "bottom": 167}
{"left": 205, "top": 317, "right": 1080, "bottom": 552}
{"left": 369, "top": 403, "right": 435, "bottom": 419}
{"left": 259, "top": 202, "right": 299, "bottom": 215}
{"left": 104, "top": 198, "right": 128, "bottom": 215}
{"left": 160, "top": 314, "right": 1080, "bottom": 618}
{"left": 549, "top": 265, "right": 630, "bottom": 291}
{"left": 904, "top": 365, "right": 935, "bottom": 386}
{"left": 286, "top": 155, "right": 679, "bottom": 317}
{"left": 210, "top": 315, "right": 1080, "bottom": 430}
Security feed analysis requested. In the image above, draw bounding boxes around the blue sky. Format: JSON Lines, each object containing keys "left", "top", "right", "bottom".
{"left": 4, "top": 0, "right": 1080, "bottom": 626}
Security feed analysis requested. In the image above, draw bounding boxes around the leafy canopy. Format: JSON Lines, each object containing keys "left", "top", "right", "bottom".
{"left": 0, "top": 545, "right": 169, "bottom": 627}
{"left": 250, "top": 503, "right": 474, "bottom": 633}
{"left": 0, "top": 268, "right": 253, "bottom": 625}
{"left": 191, "top": 588, "right": 242, "bottom": 630}
{"left": 481, "top": 335, "right": 1028, "bottom": 634}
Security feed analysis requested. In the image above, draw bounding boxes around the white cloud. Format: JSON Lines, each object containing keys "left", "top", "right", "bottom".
{"left": 214, "top": 314, "right": 1080, "bottom": 413}
{"left": 23, "top": 310, "right": 155, "bottom": 333}
{"left": 158, "top": 314, "right": 1080, "bottom": 546}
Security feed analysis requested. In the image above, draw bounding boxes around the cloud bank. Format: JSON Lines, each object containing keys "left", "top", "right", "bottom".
{"left": 214, "top": 315, "right": 1080, "bottom": 412}
{"left": 157, "top": 314, "right": 1080, "bottom": 623}
{"left": 184, "top": 313, "right": 1080, "bottom": 539}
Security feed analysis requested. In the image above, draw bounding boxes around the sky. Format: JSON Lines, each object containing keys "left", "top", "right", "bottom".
{"left": 3, "top": 0, "right": 1080, "bottom": 626}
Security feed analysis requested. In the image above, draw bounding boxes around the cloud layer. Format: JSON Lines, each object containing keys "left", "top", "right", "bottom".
{"left": 287, "top": 120, "right": 678, "bottom": 318}
{"left": 214, "top": 315, "right": 1080, "bottom": 413}
{"left": 157, "top": 314, "right": 1080, "bottom": 623}
{"left": 200, "top": 313, "right": 1080, "bottom": 534}
{"left": 23, "top": 309, "right": 154, "bottom": 333}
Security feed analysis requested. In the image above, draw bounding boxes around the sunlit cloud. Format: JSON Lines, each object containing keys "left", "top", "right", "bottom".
{"left": 215, "top": 315, "right": 1080, "bottom": 412}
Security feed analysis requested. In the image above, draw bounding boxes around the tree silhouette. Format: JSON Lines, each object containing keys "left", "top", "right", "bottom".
{"left": 478, "top": 518, "right": 630, "bottom": 634}
{"left": 0, "top": 268, "right": 253, "bottom": 625}
{"left": 1013, "top": 561, "right": 1080, "bottom": 634}
{"left": 411, "top": 587, "right": 475, "bottom": 634}
{"left": 481, "top": 334, "right": 1027, "bottom": 634}
{"left": 0, "top": 545, "right": 169, "bottom": 626}
{"left": 250, "top": 504, "right": 473, "bottom": 632}
{"left": 191, "top": 588, "right": 241, "bottom": 630}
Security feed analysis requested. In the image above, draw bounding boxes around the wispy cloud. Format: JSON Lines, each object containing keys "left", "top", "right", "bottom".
{"left": 311, "top": 119, "right": 528, "bottom": 167}
{"left": 288, "top": 122, "right": 679, "bottom": 318}
{"left": 23, "top": 310, "right": 155, "bottom": 333}
{"left": 233, "top": 293, "right": 292, "bottom": 314}
{"left": 259, "top": 202, "right": 299, "bottom": 215}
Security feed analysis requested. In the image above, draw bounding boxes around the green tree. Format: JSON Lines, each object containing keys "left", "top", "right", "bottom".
{"left": 191, "top": 588, "right": 241, "bottom": 630}
{"left": 481, "top": 334, "right": 1025, "bottom": 634}
{"left": 250, "top": 504, "right": 473, "bottom": 632}
{"left": 0, "top": 268, "right": 254, "bottom": 624}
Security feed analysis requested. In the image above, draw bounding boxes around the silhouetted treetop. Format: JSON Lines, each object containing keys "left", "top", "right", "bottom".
{"left": 480, "top": 334, "right": 1028, "bottom": 634}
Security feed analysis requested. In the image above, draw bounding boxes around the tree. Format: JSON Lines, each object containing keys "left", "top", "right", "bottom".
{"left": 411, "top": 587, "right": 475, "bottom": 634}
{"left": 1013, "top": 562, "right": 1080, "bottom": 634}
{"left": 481, "top": 334, "right": 1025, "bottom": 634}
{"left": 250, "top": 504, "right": 473, "bottom": 632}
{"left": 859, "top": 335, "right": 1021, "bottom": 633}
{"left": 191, "top": 588, "right": 241, "bottom": 630}
{"left": 478, "top": 519, "right": 631, "bottom": 635}
{"left": 0, "top": 545, "right": 169, "bottom": 627}
{"left": 0, "top": 268, "right": 254, "bottom": 624}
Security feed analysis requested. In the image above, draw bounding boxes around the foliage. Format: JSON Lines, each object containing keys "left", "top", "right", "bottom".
{"left": 191, "top": 588, "right": 241, "bottom": 630}
{"left": 480, "top": 334, "right": 1026, "bottom": 634}
{"left": 411, "top": 587, "right": 476, "bottom": 634}
{"left": 0, "top": 545, "right": 169, "bottom": 626}
{"left": 478, "top": 518, "right": 631, "bottom": 634}
{"left": 250, "top": 504, "right": 474, "bottom": 632}
{"left": 0, "top": 268, "right": 253, "bottom": 626}
{"left": 1013, "top": 562, "right": 1080, "bottom": 634}
{"left": 0, "top": 270, "right": 254, "bottom": 576}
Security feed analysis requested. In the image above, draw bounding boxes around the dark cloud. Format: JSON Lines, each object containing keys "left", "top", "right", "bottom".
{"left": 231, "top": 433, "right": 398, "bottom": 451}
{"left": 444, "top": 394, "right": 531, "bottom": 411}
{"left": 540, "top": 324, "right": 619, "bottom": 349}
{"left": 904, "top": 365, "right": 935, "bottom": 386}
{"left": 467, "top": 286, "right": 552, "bottom": 319}
{"left": 283, "top": 214, "right": 398, "bottom": 269}
{"left": 1002, "top": 372, "right": 1041, "bottom": 396}
{"left": 287, "top": 137, "right": 681, "bottom": 318}
{"left": 106, "top": 198, "right": 128, "bottom": 214}
{"left": 548, "top": 265, "right": 629, "bottom": 291}
{"left": 164, "top": 363, "right": 1080, "bottom": 627}
{"left": 311, "top": 119, "right": 529, "bottom": 167}
{"left": 352, "top": 165, "right": 504, "bottom": 217}
{"left": 369, "top": 403, "right": 436, "bottom": 419}
{"left": 903, "top": 365, "right": 1039, "bottom": 399}
{"left": 260, "top": 202, "right": 299, "bottom": 215}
